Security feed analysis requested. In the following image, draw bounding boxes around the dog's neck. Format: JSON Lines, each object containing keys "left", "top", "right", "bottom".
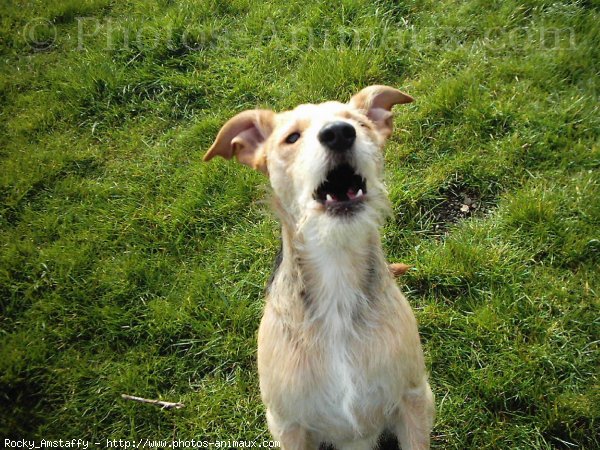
{"left": 271, "top": 214, "right": 391, "bottom": 332}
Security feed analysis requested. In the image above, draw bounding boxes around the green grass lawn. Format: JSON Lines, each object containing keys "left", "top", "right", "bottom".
{"left": 1, "top": 0, "right": 598, "bottom": 448}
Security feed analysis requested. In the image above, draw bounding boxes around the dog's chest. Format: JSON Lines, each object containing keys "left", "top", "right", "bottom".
{"left": 289, "top": 324, "right": 391, "bottom": 438}
{"left": 262, "top": 239, "right": 396, "bottom": 436}
{"left": 281, "top": 284, "right": 393, "bottom": 434}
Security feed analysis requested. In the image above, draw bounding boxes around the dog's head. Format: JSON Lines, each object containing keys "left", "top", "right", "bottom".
{"left": 204, "top": 85, "right": 412, "bottom": 233}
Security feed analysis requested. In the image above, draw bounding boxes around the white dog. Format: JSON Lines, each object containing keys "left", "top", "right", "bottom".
{"left": 204, "top": 85, "right": 434, "bottom": 450}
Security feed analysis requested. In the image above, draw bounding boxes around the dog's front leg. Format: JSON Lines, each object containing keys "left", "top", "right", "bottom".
{"left": 393, "top": 382, "right": 435, "bottom": 450}
{"left": 336, "top": 436, "right": 380, "bottom": 450}
{"left": 266, "top": 409, "right": 311, "bottom": 450}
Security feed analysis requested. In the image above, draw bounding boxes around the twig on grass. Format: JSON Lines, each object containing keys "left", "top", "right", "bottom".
{"left": 121, "top": 394, "right": 185, "bottom": 410}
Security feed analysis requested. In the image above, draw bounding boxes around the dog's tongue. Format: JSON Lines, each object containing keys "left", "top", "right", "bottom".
{"left": 326, "top": 188, "right": 365, "bottom": 204}
{"left": 347, "top": 188, "right": 364, "bottom": 200}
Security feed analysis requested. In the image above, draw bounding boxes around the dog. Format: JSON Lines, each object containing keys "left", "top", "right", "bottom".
{"left": 204, "top": 85, "right": 434, "bottom": 450}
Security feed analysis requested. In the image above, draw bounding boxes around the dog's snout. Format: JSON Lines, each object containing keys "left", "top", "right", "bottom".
{"left": 318, "top": 121, "right": 356, "bottom": 152}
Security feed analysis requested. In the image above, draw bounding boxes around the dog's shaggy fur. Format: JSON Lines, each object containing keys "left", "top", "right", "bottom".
{"left": 204, "top": 86, "right": 434, "bottom": 450}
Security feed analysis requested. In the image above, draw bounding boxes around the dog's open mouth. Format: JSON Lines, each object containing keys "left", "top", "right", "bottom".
{"left": 314, "top": 163, "right": 367, "bottom": 214}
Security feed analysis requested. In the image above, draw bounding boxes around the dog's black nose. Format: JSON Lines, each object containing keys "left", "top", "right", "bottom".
{"left": 318, "top": 121, "right": 356, "bottom": 152}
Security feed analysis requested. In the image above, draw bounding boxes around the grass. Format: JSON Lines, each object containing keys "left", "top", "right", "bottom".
{"left": 0, "top": 0, "right": 598, "bottom": 448}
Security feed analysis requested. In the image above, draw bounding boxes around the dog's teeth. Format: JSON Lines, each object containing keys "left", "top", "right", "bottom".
{"left": 326, "top": 194, "right": 334, "bottom": 202}
{"left": 356, "top": 189, "right": 364, "bottom": 197}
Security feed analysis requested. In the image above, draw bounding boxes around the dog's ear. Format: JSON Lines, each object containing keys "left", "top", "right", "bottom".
{"left": 203, "top": 109, "right": 275, "bottom": 174}
{"left": 349, "top": 85, "right": 413, "bottom": 139}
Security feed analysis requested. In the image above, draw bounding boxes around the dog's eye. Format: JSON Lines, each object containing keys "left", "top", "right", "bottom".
{"left": 285, "top": 132, "right": 301, "bottom": 144}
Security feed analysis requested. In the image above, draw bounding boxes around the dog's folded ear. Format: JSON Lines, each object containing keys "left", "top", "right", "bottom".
{"left": 349, "top": 85, "right": 413, "bottom": 139}
{"left": 203, "top": 109, "right": 275, "bottom": 174}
